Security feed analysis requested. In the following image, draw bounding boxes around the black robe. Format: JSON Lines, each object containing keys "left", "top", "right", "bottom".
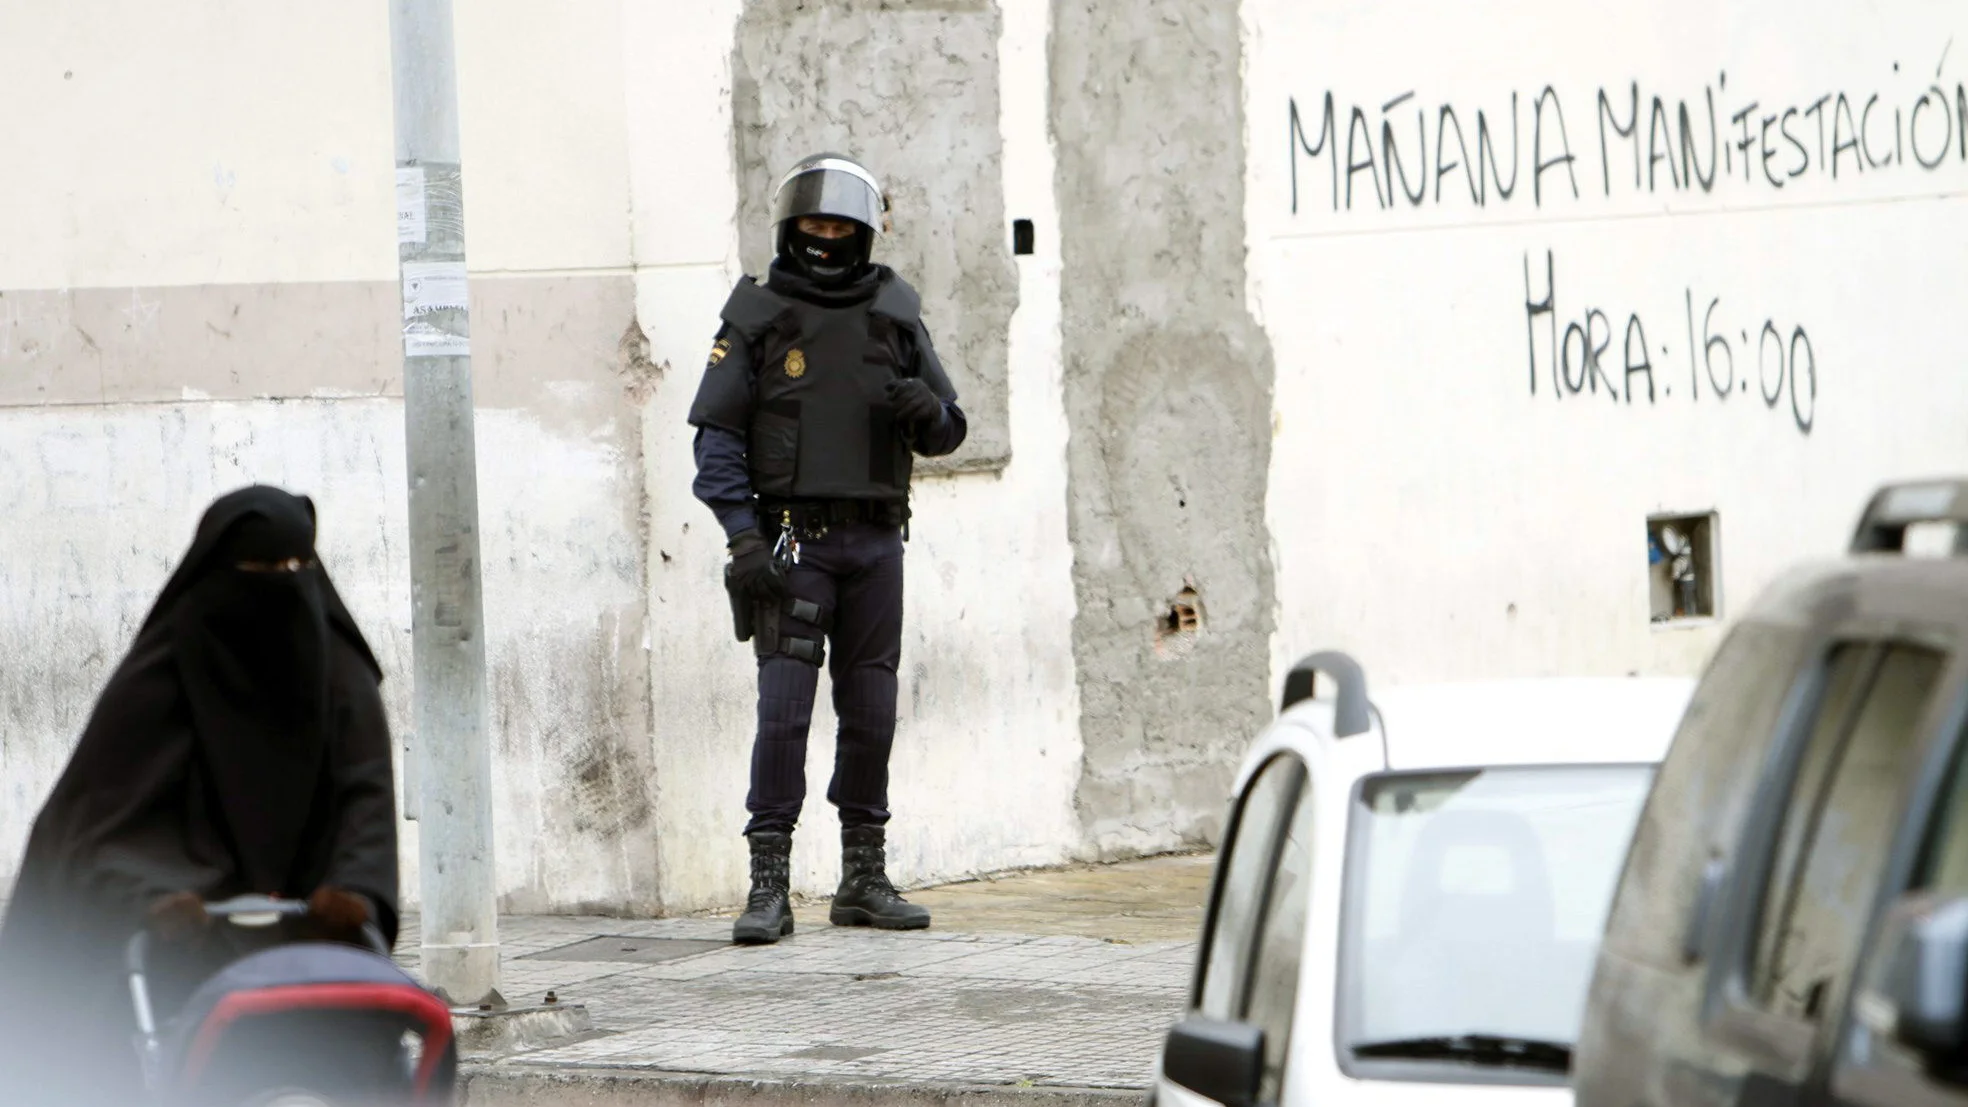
{"left": 0, "top": 486, "right": 399, "bottom": 1107}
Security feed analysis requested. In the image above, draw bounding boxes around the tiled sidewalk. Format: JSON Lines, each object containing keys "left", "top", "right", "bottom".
{"left": 403, "top": 855, "right": 1209, "bottom": 1102}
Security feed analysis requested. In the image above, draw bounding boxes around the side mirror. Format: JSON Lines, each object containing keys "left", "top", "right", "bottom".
{"left": 1856, "top": 893, "right": 1968, "bottom": 1061}
{"left": 1163, "top": 1016, "right": 1265, "bottom": 1107}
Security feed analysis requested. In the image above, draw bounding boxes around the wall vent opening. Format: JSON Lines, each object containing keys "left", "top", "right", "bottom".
{"left": 1648, "top": 513, "right": 1720, "bottom": 624}
{"left": 1012, "top": 218, "right": 1034, "bottom": 255}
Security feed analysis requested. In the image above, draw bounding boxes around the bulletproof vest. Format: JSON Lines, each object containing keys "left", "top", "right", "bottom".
{"left": 718, "top": 275, "right": 921, "bottom": 502}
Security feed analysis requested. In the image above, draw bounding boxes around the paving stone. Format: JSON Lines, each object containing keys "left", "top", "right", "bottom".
{"left": 406, "top": 854, "right": 1205, "bottom": 1097}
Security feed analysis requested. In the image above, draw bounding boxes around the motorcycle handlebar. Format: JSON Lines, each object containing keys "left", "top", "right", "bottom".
{"left": 127, "top": 897, "right": 313, "bottom": 978}
{"left": 202, "top": 894, "right": 311, "bottom": 920}
{"left": 127, "top": 894, "right": 388, "bottom": 981}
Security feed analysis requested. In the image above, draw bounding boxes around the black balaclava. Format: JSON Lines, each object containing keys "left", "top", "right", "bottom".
{"left": 779, "top": 219, "right": 873, "bottom": 289}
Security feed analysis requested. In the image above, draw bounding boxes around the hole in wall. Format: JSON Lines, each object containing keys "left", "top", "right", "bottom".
{"left": 1648, "top": 512, "right": 1720, "bottom": 623}
{"left": 1012, "top": 219, "right": 1034, "bottom": 255}
{"left": 1168, "top": 601, "right": 1199, "bottom": 634}
{"left": 1154, "top": 585, "right": 1204, "bottom": 660}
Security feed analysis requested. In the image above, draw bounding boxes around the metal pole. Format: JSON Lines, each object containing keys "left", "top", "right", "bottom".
{"left": 388, "top": 0, "right": 501, "bottom": 1008}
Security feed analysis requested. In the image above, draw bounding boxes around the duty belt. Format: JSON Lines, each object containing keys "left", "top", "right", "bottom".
{"left": 757, "top": 498, "right": 910, "bottom": 538}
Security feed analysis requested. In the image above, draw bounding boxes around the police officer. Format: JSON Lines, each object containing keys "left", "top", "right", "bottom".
{"left": 687, "top": 153, "right": 966, "bottom": 945}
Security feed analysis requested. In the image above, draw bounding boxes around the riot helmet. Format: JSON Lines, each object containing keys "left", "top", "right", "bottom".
{"left": 771, "top": 153, "right": 889, "bottom": 287}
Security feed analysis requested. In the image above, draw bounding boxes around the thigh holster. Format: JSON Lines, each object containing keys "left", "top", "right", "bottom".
{"left": 754, "top": 594, "right": 832, "bottom": 666}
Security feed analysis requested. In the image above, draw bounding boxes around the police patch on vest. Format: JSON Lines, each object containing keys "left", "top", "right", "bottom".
{"left": 707, "top": 338, "right": 731, "bottom": 368}
{"left": 784, "top": 348, "right": 807, "bottom": 379}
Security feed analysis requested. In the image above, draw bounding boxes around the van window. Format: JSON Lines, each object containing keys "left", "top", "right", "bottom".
{"left": 1749, "top": 644, "right": 1872, "bottom": 994}
{"left": 1604, "top": 622, "right": 1806, "bottom": 965}
{"left": 1752, "top": 645, "right": 1945, "bottom": 1021}
{"left": 1197, "top": 754, "right": 1307, "bottom": 1018}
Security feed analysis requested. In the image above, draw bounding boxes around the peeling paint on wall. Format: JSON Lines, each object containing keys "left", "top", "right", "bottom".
{"left": 0, "top": 398, "right": 656, "bottom": 914}
{"left": 1052, "top": 0, "right": 1280, "bottom": 858}
{"left": 632, "top": 3, "right": 1085, "bottom": 903}
{"left": 730, "top": 0, "right": 1017, "bottom": 473}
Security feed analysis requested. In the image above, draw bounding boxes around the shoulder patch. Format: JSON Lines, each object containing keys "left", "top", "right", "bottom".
{"left": 706, "top": 337, "right": 732, "bottom": 369}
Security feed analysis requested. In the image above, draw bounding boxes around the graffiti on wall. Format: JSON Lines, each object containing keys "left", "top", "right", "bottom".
{"left": 1275, "top": 53, "right": 1968, "bottom": 436}
{"left": 1521, "top": 250, "right": 1816, "bottom": 435}
{"left": 1288, "top": 55, "right": 1968, "bottom": 213}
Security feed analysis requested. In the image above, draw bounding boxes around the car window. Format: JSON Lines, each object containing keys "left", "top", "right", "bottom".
{"left": 1342, "top": 766, "right": 1655, "bottom": 1064}
{"left": 1243, "top": 780, "right": 1314, "bottom": 1103}
{"left": 1604, "top": 622, "right": 1806, "bottom": 967}
{"left": 1197, "top": 753, "right": 1307, "bottom": 1019}
{"left": 1752, "top": 644, "right": 1945, "bottom": 1022}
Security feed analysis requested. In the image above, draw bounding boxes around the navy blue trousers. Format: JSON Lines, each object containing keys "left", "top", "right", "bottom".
{"left": 745, "top": 521, "right": 904, "bottom": 836}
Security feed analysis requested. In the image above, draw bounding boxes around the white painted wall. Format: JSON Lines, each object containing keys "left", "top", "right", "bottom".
{"left": 0, "top": 0, "right": 633, "bottom": 290}
{"left": 626, "top": 0, "right": 1083, "bottom": 912}
{"left": 1248, "top": 0, "right": 1968, "bottom": 693}
{"left": 35, "top": 0, "right": 1960, "bottom": 918}
{"left": 456, "top": 0, "right": 633, "bottom": 273}
{"left": 0, "top": 2, "right": 395, "bottom": 289}
{"left": 0, "top": 401, "right": 648, "bottom": 910}
{"left": 0, "top": 0, "right": 1090, "bottom": 916}
{"left": 0, "top": 3, "right": 651, "bottom": 913}
{"left": 0, "top": 0, "right": 1106, "bottom": 918}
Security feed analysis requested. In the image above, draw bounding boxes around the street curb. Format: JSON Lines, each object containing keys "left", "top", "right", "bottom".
{"left": 461, "top": 1065, "right": 1145, "bottom": 1107}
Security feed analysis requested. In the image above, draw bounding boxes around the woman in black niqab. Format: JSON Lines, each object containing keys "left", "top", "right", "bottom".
{"left": 0, "top": 486, "right": 399, "bottom": 1107}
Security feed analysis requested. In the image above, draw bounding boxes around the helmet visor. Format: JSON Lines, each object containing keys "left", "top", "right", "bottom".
{"left": 771, "top": 166, "right": 884, "bottom": 234}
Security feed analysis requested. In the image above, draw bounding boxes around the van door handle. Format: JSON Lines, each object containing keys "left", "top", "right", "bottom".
{"left": 1684, "top": 858, "right": 1726, "bottom": 964}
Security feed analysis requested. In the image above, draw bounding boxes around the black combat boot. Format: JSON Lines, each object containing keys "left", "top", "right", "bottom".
{"left": 829, "top": 826, "right": 931, "bottom": 930}
{"left": 732, "top": 831, "right": 795, "bottom": 944}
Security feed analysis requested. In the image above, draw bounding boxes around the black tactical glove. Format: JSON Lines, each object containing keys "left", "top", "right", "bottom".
{"left": 885, "top": 378, "right": 944, "bottom": 427}
{"left": 727, "top": 528, "right": 787, "bottom": 600}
